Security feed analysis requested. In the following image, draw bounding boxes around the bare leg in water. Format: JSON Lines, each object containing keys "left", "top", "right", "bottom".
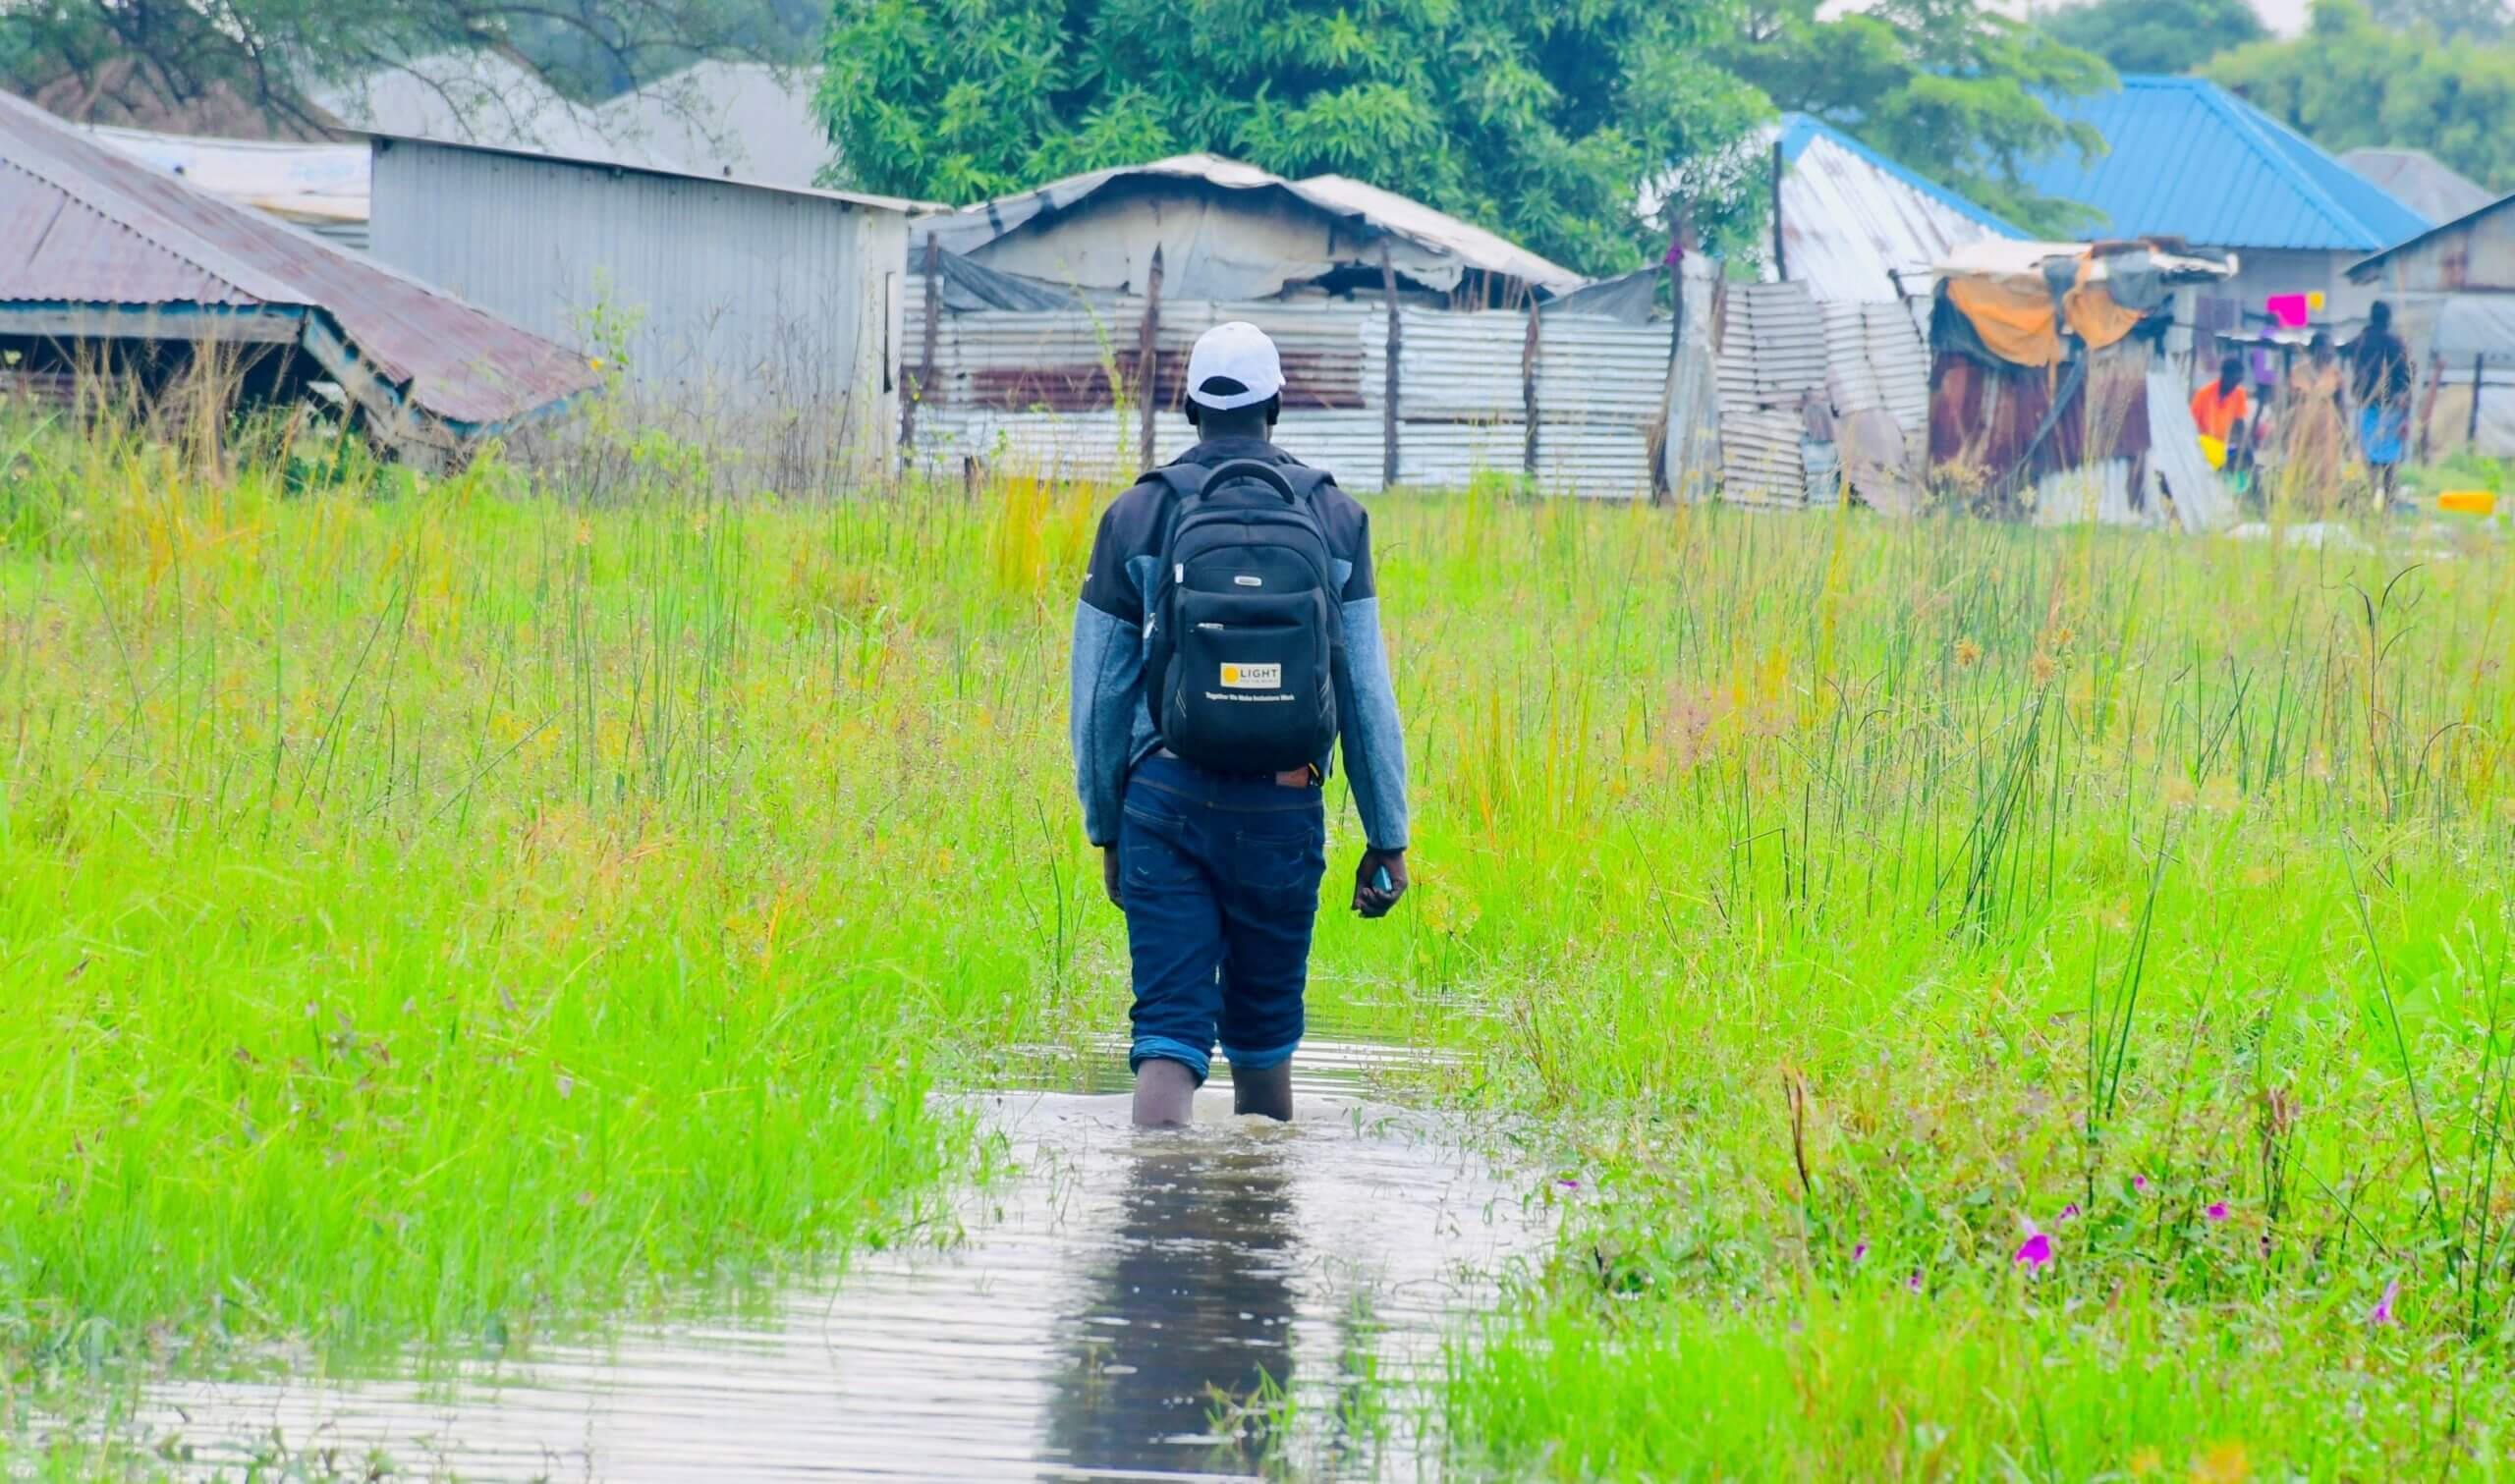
{"left": 1232, "top": 1061, "right": 1293, "bottom": 1122}
{"left": 1133, "top": 1059, "right": 1197, "bottom": 1127}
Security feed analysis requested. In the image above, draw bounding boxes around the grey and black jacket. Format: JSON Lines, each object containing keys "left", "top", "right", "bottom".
{"left": 1069, "top": 436, "right": 1409, "bottom": 852}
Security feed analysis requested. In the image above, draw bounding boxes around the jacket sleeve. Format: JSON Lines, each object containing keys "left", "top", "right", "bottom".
{"left": 1070, "top": 504, "right": 1144, "bottom": 848}
{"left": 1333, "top": 512, "right": 1409, "bottom": 852}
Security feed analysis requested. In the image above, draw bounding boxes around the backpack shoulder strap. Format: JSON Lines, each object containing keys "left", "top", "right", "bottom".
{"left": 1139, "top": 465, "right": 1210, "bottom": 501}
{"left": 1279, "top": 466, "right": 1334, "bottom": 507}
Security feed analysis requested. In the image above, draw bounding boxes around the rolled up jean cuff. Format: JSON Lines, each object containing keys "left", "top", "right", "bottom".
{"left": 1219, "top": 1035, "right": 1301, "bottom": 1072}
{"left": 1130, "top": 1035, "right": 1211, "bottom": 1084}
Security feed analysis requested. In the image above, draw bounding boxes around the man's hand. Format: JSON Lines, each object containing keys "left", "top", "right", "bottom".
{"left": 1102, "top": 846, "right": 1123, "bottom": 908}
{"left": 1352, "top": 848, "right": 1408, "bottom": 918}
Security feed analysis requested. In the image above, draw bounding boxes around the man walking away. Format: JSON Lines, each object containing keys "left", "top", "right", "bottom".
{"left": 2349, "top": 300, "right": 2414, "bottom": 505}
{"left": 1069, "top": 322, "right": 1410, "bottom": 1127}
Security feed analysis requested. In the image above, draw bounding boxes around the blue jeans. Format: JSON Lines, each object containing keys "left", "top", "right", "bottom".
{"left": 1119, "top": 754, "right": 1327, "bottom": 1083}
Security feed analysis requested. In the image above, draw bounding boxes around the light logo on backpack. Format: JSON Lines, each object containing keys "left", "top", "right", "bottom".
{"left": 1220, "top": 663, "right": 1281, "bottom": 689}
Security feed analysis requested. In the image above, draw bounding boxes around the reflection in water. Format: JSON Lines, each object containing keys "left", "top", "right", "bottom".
{"left": 1045, "top": 1140, "right": 1301, "bottom": 1475}
{"left": 108, "top": 1091, "right": 1546, "bottom": 1481}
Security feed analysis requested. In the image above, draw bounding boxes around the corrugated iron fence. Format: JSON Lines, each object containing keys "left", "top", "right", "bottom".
{"left": 898, "top": 274, "right": 1702, "bottom": 496}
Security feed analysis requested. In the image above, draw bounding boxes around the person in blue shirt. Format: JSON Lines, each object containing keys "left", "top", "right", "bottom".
{"left": 1069, "top": 322, "right": 1410, "bottom": 1127}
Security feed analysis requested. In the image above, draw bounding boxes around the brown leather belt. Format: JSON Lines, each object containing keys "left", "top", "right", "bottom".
{"left": 1151, "top": 748, "right": 1318, "bottom": 789}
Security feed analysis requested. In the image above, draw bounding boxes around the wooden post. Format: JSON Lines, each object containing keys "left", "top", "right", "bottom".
{"left": 1769, "top": 138, "right": 1787, "bottom": 283}
{"left": 1655, "top": 232, "right": 1686, "bottom": 503}
{"left": 2469, "top": 353, "right": 2486, "bottom": 448}
{"left": 2417, "top": 351, "right": 2441, "bottom": 465}
{"left": 1522, "top": 296, "right": 1541, "bottom": 478}
{"left": 1380, "top": 242, "right": 1401, "bottom": 490}
{"left": 903, "top": 236, "right": 940, "bottom": 458}
{"left": 1138, "top": 246, "right": 1164, "bottom": 472}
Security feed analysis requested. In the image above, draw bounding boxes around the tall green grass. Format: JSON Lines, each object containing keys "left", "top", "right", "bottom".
{"left": 5, "top": 410, "right": 2515, "bottom": 1471}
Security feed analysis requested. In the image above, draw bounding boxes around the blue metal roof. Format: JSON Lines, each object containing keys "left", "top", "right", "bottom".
{"left": 2015, "top": 77, "right": 2432, "bottom": 253}
{"left": 1777, "top": 114, "right": 2027, "bottom": 239}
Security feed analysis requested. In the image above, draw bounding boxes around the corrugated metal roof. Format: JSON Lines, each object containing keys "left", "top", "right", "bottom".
{"left": 2347, "top": 193, "right": 2515, "bottom": 289}
{"left": 311, "top": 54, "right": 675, "bottom": 169}
{"left": 0, "top": 90, "right": 595, "bottom": 429}
{"left": 2341, "top": 148, "right": 2494, "bottom": 228}
{"left": 2017, "top": 78, "right": 2432, "bottom": 252}
{"left": 364, "top": 133, "right": 929, "bottom": 214}
{"left": 914, "top": 154, "right": 1585, "bottom": 296}
{"left": 84, "top": 125, "right": 368, "bottom": 226}
{"left": 590, "top": 63, "right": 832, "bottom": 189}
{"left": 1775, "top": 116, "right": 2023, "bottom": 304}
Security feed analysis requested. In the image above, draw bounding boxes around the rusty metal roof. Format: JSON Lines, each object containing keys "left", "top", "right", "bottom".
{"left": 0, "top": 89, "right": 596, "bottom": 430}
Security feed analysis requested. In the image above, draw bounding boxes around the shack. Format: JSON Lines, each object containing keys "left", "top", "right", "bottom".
{"left": 1708, "top": 115, "right": 2027, "bottom": 512}
{"left": 1927, "top": 238, "right": 2239, "bottom": 530}
{"left": 366, "top": 135, "right": 922, "bottom": 473}
{"left": 914, "top": 154, "right": 1584, "bottom": 305}
{"left": 897, "top": 156, "right": 1708, "bottom": 496}
{"left": 2347, "top": 192, "right": 2515, "bottom": 457}
{"left": 2014, "top": 78, "right": 2431, "bottom": 357}
{"left": 0, "top": 90, "right": 594, "bottom": 467}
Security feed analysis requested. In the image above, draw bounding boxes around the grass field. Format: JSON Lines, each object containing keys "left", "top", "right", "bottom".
{"left": 5, "top": 412, "right": 2515, "bottom": 1476}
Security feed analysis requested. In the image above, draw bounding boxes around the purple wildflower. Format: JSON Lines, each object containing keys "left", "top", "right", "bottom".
{"left": 1853, "top": 1241, "right": 1870, "bottom": 1265}
{"left": 1907, "top": 1271, "right": 1924, "bottom": 1292}
{"left": 2370, "top": 1280, "right": 2399, "bottom": 1328}
{"left": 2206, "top": 1201, "right": 2230, "bottom": 1223}
{"left": 2133, "top": 1174, "right": 2150, "bottom": 1194}
{"left": 1556, "top": 1177, "right": 1581, "bottom": 1192}
{"left": 2014, "top": 1232, "right": 2053, "bottom": 1268}
{"left": 2057, "top": 1202, "right": 2081, "bottom": 1223}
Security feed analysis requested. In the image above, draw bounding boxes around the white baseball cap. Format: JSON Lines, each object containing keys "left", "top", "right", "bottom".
{"left": 1185, "top": 321, "right": 1285, "bottom": 411}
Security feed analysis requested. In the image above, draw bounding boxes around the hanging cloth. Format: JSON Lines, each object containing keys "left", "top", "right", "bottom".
{"left": 1946, "top": 274, "right": 2062, "bottom": 368}
{"left": 2063, "top": 256, "right": 2147, "bottom": 351}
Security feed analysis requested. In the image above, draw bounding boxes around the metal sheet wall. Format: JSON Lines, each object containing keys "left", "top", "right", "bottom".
{"left": 371, "top": 138, "right": 903, "bottom": 460}
{"left": 900, "top": 286, "right": 1681, "bottom": 496}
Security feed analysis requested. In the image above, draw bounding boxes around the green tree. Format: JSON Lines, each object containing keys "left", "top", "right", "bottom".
{"left": 1710, "top": 0, "right": 2115, "bottom": 237}
{"left": 2042, "top": 0, "right": 2266, "bottom": 77}
{"left": 2370, "top": 0, "right": 2507, "bottom": 39}
{"left": 2210, "top": 0, "right": 2515, "bottom": 191}
{"left": 815, "top": 0, "right": 1772, "bottom": 275}
{"left": 0, "top": 0, "right": 802, "bottom": 135}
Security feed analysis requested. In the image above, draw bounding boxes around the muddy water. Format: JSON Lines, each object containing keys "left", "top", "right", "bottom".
{"left": 134, "top": 1056, "right": 1548, "bottom": 1481}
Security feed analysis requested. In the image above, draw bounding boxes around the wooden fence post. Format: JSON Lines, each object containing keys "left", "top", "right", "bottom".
{"left": 1654, "top": 240, "right": 1686, "bottom": 503}
{"left": 1138, "top": 246, "right": 1164, "bottom": 473}
{"left": 1769, "top": 138, "right": 1787, "bottom": 283}
{"left": 2470, "top": 352, "right": 2486, "bottom": 449}
{"left": 1380, "top": 242, "right": 1401, "bottom": 491}
{"left": 1522, "top": 296, "right": 1541, "bottom": 478}
{"left": 903, "top": 236, "right": 940, "bottom": 459}
{"left": 2417, "top": 351, "right": 2441, "bottom": 466}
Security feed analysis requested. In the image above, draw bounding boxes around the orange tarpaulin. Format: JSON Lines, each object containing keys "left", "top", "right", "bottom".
{"left": 2063, "top": 269, "right": 2145, "bottom": 351}
{"left": 1947, "top": 275, "right": 2061, "bottom": 368}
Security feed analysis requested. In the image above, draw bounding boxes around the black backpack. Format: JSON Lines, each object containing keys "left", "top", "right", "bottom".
{"left": 1144, "top": 458, "right": 1343, "bottom": 774}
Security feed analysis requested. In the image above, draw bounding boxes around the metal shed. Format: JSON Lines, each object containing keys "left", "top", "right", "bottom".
{"left": 913, "top": 154, "right": 1584, "bottom": 304}
{"left": 367, "top": 135, "right": 922, "bottom": 472}
{"left": 0, "top": 89, "right": 594, "bottom": 466}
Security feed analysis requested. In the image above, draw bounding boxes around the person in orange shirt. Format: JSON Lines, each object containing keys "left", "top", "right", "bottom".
{"left": 2190, "top": 354, "right": 2253, "bottom": 475}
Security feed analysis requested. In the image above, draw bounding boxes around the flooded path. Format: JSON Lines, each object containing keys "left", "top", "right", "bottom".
{"left": 132, "top": 1051, "right": 1550, "bottom": 1480}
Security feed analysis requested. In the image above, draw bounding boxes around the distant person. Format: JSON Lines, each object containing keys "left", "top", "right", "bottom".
{"left": 2190, "top": 354, "right": 2252, "bottom": 473}
{"left": 2276, "top": 333, "right": 2349, "bottom": 513}
{"left": 2348, "top": 300, "right": 2415, "bottom": 503}
{"left": 1069, "top": 322, "right": 1410, "bottom": 1128}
